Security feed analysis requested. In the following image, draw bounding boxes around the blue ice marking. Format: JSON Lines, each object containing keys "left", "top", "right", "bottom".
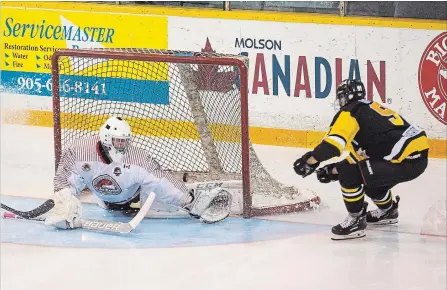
{"left": 0, "top": 196, "right": 328, "bottom": 248}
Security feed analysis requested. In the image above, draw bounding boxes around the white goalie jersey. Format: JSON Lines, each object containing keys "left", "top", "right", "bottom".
{"left": 54, "top": 135, "right": 190, "bottom": 207}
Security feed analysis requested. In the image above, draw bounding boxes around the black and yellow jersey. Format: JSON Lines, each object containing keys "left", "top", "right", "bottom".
{"left": 312, "top": 100, "right": 429, "bottom": 164}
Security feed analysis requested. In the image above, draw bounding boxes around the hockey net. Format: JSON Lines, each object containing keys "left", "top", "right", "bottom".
{"left": 51, "top": 48, "right": 320, "bottom": 218}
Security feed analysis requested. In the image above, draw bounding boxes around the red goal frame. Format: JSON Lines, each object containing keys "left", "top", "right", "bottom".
{"left": 51, "top": 49, "right": 319, "bottom": 218}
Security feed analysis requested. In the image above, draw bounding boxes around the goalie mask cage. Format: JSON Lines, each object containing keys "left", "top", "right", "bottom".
{"left": 51, "top": 48, "right": 320, "bottom": 218}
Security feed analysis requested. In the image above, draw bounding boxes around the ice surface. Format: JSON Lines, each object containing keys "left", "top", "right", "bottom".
{"left": 1, "top": 233, "right": 445, "bottom": 290}
{"left": 1, "top": 123, "right": 446, "bottom": 290}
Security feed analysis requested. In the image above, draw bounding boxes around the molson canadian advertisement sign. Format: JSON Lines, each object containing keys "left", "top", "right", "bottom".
{"left": 167, "top": 17, "right": 446, "bottom": 140}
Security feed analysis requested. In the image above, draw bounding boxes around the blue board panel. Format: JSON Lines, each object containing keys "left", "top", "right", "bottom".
{"left": 0, "top": 70, "right": 170, "bottom": 105}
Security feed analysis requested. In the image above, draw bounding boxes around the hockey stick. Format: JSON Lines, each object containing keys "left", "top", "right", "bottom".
{"left": 2, "top": 192, "right": 156, "bottom": 234}
{"left": 0, "top": 199, "right": 55, "bottom": 219}
{"left": 80, "top": 192, "right": 156, "bottom": 233}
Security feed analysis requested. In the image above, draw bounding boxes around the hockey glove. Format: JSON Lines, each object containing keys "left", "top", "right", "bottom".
{"left": 293, "top": 152, "right": 320, "bottom": 177}
{"left": 316, "top": 163, "right": 339, "bottom": 183}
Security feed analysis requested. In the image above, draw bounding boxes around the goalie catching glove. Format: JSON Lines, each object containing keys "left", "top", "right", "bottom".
{"left": 183, "top": 187, "right": 232, "bottom": 223}
{"left": 45, "top": 188, "right": 82, "bottom": 230}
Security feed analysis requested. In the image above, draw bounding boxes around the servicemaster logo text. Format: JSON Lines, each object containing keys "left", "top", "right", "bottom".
{"left": 3, "top": 18, "right": 115, "bottom": 43}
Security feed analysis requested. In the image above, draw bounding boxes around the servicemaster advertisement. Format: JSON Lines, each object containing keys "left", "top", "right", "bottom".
{"left": 1, "top": 5, "right": 168, "bottom": 98}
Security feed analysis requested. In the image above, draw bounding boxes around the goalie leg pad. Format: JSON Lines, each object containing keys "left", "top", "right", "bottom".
{"left": 184, "top": 188, "right": 232, "bottom": 223}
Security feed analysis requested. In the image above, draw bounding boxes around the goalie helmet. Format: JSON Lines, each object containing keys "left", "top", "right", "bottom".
{"left": 336, "top": 79, "right": 366, "bottom": 109}
{"left": 99, "top": 116, "right": 132, "bottom": 163}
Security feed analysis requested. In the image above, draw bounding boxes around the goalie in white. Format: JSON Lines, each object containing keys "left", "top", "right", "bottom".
{"left": 45, "top": 116, "right": 232, "bottom": 229}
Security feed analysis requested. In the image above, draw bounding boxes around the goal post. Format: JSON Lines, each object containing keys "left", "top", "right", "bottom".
{"left": 51, "top": 48, "right": 320, "bottom": 218}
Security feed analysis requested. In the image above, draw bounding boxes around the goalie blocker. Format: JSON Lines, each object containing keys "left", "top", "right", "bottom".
{"left": 45, "top": 117, "right": 233, "bottom": 230}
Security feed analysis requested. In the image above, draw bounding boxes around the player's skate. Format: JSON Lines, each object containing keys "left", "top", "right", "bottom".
{"left": 367, "top": 195, "right": 400, "bottom": 225}
{"left": 331, "top": 202, "right": 368, "bottom": 240}
{"left": 183, "top": 188, "right": 232, "bottom": 224}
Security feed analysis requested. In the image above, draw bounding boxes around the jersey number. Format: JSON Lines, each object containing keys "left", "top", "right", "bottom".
{"left": 369, "top": 102, "right": 404, "bottom": 126}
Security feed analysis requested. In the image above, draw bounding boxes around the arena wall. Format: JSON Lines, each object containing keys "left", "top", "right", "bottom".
{"left": 1, "top": 2, "right": 446, "bottom": 158}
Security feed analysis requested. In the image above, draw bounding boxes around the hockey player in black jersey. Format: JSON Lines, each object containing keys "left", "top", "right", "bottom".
{"left": 293, "top": 79, "right": 429, "bottom": 240}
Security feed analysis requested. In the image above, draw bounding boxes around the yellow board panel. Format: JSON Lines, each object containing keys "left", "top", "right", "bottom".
{"left": 3, "top": 109, "right": 446, "bottom": 159}
{"left": 0, "top": 5, "right": 168, "bottom": 74}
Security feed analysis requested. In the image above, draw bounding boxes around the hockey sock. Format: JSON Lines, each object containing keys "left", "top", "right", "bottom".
{"left": 371, "top": 189, "right": 393, "bottom": 210}
{"left": 341, "top": 185, "right": 365, "bottom": 213}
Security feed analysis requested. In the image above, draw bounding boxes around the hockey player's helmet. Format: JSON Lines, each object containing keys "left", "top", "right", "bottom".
{"left": 99, "top": 116, "right": 132, "bottom": 163}
{"left": 336, "top": 79, "right": 366, "bottom": 108}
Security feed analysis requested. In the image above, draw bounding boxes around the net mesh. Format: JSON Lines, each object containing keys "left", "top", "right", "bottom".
{"left": 56, "top": 49, "right": 243, "bottom": 174}
{"left": 53, "top": 48, "right": 320, "bottom": 217}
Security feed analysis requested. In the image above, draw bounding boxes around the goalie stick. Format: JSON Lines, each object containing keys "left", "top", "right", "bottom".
{"left": 80, "top": 192, "right": 156, "bottom": 233}
{"left": 1, "top": 199, "right": 55, "bottom": 219}
{"left": 2, "top": 192, "right": 156, "bottom": 234}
